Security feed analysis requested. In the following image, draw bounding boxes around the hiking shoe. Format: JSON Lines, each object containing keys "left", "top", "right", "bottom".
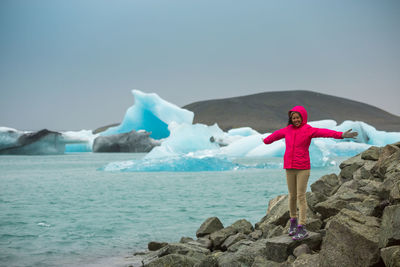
{"left": 288, "top": 218, "right": 297, "bottom": 236}
{"left": 292, "top": 225, "right": 308, "bottom": 241}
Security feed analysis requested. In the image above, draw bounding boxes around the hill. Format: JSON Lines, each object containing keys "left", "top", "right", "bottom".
{"left": 183, "top": 90, "right": 400, "bottom": 133}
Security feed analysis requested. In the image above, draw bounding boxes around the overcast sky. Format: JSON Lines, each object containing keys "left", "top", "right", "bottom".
{"left": 1, "top": 0, "right": 399, "bottom": 131}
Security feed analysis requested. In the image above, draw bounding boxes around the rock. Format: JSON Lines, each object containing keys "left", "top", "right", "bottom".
{"left": 292, "top": 253, "right": 320, "bottom": 267}
{"left": 92, "top": 130, "right": 160, "bottom": 152}
{"left": 361, "top": 146, "right": 381, "bottom": 161}
{"left": 348, "top": 197, "right": 381, "bottom": 217}
{"left": 248, "top": 229, "right": 263, "bottom": 240}
{"left": 267, "top": 194, "right": 287, "bottom": 213}
{"left": 195, "top": 255, "right": 219, "bottom": 267}
{"left": 260, "top": 223, "right": 284, "bottom": 238}
{"left": 310, "top": 173, "right": 340, "bottom": 199}
{"left": 156, "top": 243, "right": 210, "bottom": 261}
{"left": 209, "top": 226, "right": 237, "bottom": 249}
{"left": 217, "top": 238, "right": 269, "bottom": 267}
{"left": 381, "top": 172, "right": 400, "bottom": 204}
{"left": 191, "top": 237, "right": 212, "bottom": 250}
{"left": 196, "top": 217, "right": 224, "bottom": 238}
{"left": 293, "top": 244, "right": 311, "bottom": 257}
{"left": 264, "top": 232, "right": 322, "bottom": 262}
{"left": 230, "top": 219, "right": 254, "bottom": 235}
{"left": 353, "top": 160, "right": 377, "bottom": 180}
{"left": 372, "top": 144, "right": 400, "bottom": 178}
{"left": 340, "top": 163, "right": 363, "bottom": 181}
{"left": 379, "top": 204, "right": 400, "bottom": 248}
{"left": 221, "top": 233, "right": 247, "bottom": 251}
{"left": 306, "top": 192, "right": 320, "bottom": 212}
{"left": 314, "top": 180, "right": 369, "bottom": 220}
{"left": 358, "top": 180, "right": 385, "bottom": 199}
{"left": 319, "top": 209, "right": 381, "bottom": 267}
{"left": 180, "top": 237, "right": 195, "bottom": 243}
{"left": 209, "top": 219, "right": 253, "bottom": 250}
{"left": 227, "top": 239, "right": 254, "bottom": 253}
{"left": 144, "top": 253, "right": 200, "bottom": 267}
{"left": 256, "top": 195, "right": 290, "bottom": 230}
{"left": 380, "top": 246, "right": 400, "bottom": 267}
{"left": 251, "top": 256, "right": 282, "bottom": 267}
{"left": 339, "top": 153, "right": 364, "bottom": 169}
{"left": 148, "top": 241, "right": 168, "bottom": 251}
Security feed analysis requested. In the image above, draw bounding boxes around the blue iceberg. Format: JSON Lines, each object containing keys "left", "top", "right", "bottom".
{"left": 101, "top": 90, "right": 194, "bottom": 139}
{"left": 102, "top": 155, "right": 244, "bottom": 172}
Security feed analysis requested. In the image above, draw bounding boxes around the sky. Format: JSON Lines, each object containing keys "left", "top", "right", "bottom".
{"left": 0, "top": 0, "right": 399, "bottom": 131}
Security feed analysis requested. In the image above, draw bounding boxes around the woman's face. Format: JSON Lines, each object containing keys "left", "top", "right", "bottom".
{"left": 291, "top": 112, "right": 302, "bottom": 127}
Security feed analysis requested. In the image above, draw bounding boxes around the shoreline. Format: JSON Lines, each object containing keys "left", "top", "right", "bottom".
{"left": 128, "top": 142, "right": 400, "bottom": 266}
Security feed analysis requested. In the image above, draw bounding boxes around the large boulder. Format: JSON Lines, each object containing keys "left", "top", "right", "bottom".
{"left": 209, "top": 219, "right": 253, "bottom": 250}
{"left": 379, "top": 204, "right": 400, "bottom": 248}
{"left": 314, "top": 180, "right": 369, "bottom": 220}
{"left": 216, "top": 238, "right": 269, "bottom": 267}
{"left": 381, "top": 172, "right": 400, "bottom": 204}
{"left": 372, "top": 144, "right": 400, "bottom": 178}
{"left": 256, "top": 195, "right": 290, "bottom": 233}
{"left": 196, "top": 217, "right": 224, "bottom": 238}
{"left": 310, "top": 173, "right": 340, "bottom": 202}
{"left": 92, "top": 130, "right": 160, "bottom": 152}
{"left": 144, "top": 253, "right": 200, "bottom": 267}
{"left": 264, "top": 232, "right": 322, "bottom": 262}
{"left": 291, "top": 254, "right": 320, "bottom": 267}
{"left": 361, "top": 146, "right": 381, "bottom": 161}
{"left": 319, "top": 209, "right": 381, "bottom": 267}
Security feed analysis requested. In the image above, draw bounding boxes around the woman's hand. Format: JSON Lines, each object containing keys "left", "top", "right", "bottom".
{"left": 342, "top": 129, "right": 358, "bottom": 139}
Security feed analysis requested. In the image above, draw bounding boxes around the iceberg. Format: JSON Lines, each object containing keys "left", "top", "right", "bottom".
{"left": 0, "top": 128, "right": 91, "bottom": 155}
{"left": 63, "top": 130, "right": 97, "bottom": 152}
{"left": 145, "top": 122, "right": 222, "bottom": 159}
{"left": 102, "top": 155, "right": 244, "bottom": 172}
{"left": 101, "top": 90, "right": 194, "bottom": 139}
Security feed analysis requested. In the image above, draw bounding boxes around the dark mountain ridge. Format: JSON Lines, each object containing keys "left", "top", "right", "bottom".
{"left": 183, "top": 90, "right": 400, "bottom": 133}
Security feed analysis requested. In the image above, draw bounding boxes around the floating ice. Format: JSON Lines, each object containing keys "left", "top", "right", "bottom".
{"left": 63, "top": 130, "right": 97, "bottom": 152}
{"left": 102, "top": 155, "right": 244, "bottom": 172}
{"left": 0, "top": 127, "right": 91, "bottom": 155}
{"left": 101, "top": 90, "right": 194, "bottom": 139}
{"left": 228, "top": 127, "right": 260, "bottom": 137}
{"left": 145, "top": 122, "right": 222, "bottom": 159}
{"left": 0, "top": 127, "right": 26, "bottom": 150}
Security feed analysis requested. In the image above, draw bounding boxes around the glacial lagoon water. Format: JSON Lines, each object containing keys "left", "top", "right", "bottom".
{"left": 0, "top": 153, "right": 344, "bottom": 267}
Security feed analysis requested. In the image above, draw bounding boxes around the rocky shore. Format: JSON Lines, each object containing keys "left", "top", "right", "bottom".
{"left": 127, "top": 142, "right": 400, "bottom": 267}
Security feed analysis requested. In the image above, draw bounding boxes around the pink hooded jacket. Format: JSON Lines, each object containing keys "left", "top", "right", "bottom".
{"left": 263, "top": 106, "right": 343, "bottom": 169}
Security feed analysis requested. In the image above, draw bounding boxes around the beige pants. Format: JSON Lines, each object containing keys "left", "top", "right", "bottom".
{"left": 285, "top": 169, "right": 310, "bottom": 225}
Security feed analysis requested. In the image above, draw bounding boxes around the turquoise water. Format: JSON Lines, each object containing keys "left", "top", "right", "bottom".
{"left": 0, "top": 153, "right": 341, "bottom": 267}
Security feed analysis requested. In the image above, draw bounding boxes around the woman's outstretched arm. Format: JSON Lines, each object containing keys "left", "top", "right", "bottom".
{"left": 311, "top": 127, "right": 358, "bottom": 139}
{"left": 262, "top": 128, "right": 286, "bottom": 144}
{"left": 310, "top": 127, "right": 344, "bottom": 139}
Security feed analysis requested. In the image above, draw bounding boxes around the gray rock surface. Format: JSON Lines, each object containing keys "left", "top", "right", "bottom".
{"left": 92, "top": 130, "right": 159, "bottom": 152}
{"left": 196, "top": 217, "right": 224, "bottom": 238}
{"left": 380, "top": 246, "right": 400, "bottom": 267}
{"left": 379, "top": 204, "right": 400, "bottom": 248}
{"left": 319, "top": 209, "right": 381, "bottom": 267}
{"left": 147, "top": 241, "right": 168, "bottom": 251}
{"left": 293, "top": 244, "right": 311, "bottom": 258}
{"left": 264, "top": 232, "right": 322, "bottom": 262}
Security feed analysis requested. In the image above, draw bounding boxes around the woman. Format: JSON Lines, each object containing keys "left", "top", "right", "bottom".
{"left": 262, "top": 106, "right": 357, "bottom": 240}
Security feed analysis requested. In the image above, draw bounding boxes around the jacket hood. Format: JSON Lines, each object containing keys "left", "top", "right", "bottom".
{"left": 288, "top": 106, "right": 308, "bottom": 126}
